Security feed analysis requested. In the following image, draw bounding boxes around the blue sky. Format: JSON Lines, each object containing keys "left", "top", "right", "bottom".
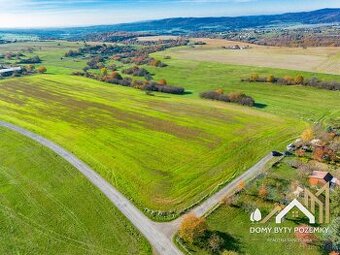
{"left": 0, "top": 0, "right": 339, "bottom": 28}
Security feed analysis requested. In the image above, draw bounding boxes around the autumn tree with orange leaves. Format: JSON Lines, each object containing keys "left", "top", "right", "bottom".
{"left": 179, "top": 214, "right": 207, "bottom": 244}
{"left": 37, "top": 66, "right": 47, "bottom": 74}
{"left": 237, "top": 181, "right": 246, "bottom": 192}
{"left": 313, "top": 147, "right": 325, "bottom": 161}
{"left": 258, "top": 185, "right": 268, "bottom": 199}
{"left": 159, "top": 79, "right": 167, "bottom": 85}
{"left": 301, "top": 127, "right": 314, "bottom": 142}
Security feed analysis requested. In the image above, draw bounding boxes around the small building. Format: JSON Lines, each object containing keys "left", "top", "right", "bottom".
{"left": 272, "top": 151, "right": 283, "bottom": 157}
{"left": 309, "top": 171, "right": 340, "bottom": 188}
{"left": 310, "top": 139, "right": 323, "bottom": 147}
{"left": 286, "top": 143, "right": 296, "bottom": 152}
{"left": 331, "top": 177, "right": 340, "bottom": 188}
{"left": 0, "top": 67, "right": 22, "bottom": 77}
{"left": 302, "top": 145, "right": 312, "bottom": 152}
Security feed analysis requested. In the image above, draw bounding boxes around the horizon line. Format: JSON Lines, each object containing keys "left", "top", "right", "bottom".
{"left": 0, "top": 7, "right": 337, "bottom": 30}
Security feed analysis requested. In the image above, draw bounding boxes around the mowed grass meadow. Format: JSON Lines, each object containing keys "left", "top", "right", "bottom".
{"left": 0, "top": 41, "right": 87, "bottom": 75}
{"left": 157, "top": 39, "right": 340, "bottom": 75}
{"left": 149, "top": 52, "right": 340, "bottom": 124}
{"left": 0, "top": 41, "right": 338, "bottom": 218}
{"left": 0, "top": 74, "right": 304, "bottom": 216}
{"left": 0, "top": 127, "right": 151, "bottom": 254}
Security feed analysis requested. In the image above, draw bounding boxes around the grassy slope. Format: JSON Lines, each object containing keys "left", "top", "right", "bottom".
{"left": 0, "top": 41, "right": 87, "bottom": 74}
{"left": 0, "top": 74, "right": 303, "bottom": 215}
{"left": 149, "top": 51, "right": 340, "bottom": 124}
{"left": 1, "top": 41, "right": 337, "bottom": 254}
{"left": 0, "top": 127, "right": 151, "bottom": 254}
{"left": 1, "top": 41, "right": 338, "bottom": 215}
{"left": 160, "top": 41, "right": 340, "bottom": 75}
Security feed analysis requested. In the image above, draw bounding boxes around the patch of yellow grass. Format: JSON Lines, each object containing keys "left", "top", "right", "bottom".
{"left": 168, "top": 38, "right": 340, "bottom": 74}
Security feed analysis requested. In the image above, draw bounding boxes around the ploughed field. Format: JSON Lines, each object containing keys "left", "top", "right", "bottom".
{"left": 0, "top": 74, "right": 303, "bottom": 217}
{"left": 0, "top": 127, "right": 151, "bottom": 254}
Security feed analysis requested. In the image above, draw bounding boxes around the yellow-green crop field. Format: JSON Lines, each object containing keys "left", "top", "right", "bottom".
{"left": 0, "top": 127, "right": 151, "bottom": 254}
{"left": 0, "top": 74, "right": 304, "bottom": 216}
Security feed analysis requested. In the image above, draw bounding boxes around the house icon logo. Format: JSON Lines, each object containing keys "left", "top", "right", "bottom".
{"left": 250, "top": 183, "right": 330, "bottom": 224}
{"left": 275, "top": 199, "right": 314, "bottom": 224}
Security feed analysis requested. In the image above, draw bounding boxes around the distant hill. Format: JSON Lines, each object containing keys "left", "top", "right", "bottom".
{"left": 1, "top": 8, "right": 339, "bottom": 39}
{"left": 99, "top": 8, "right": 340, "bottom": 32}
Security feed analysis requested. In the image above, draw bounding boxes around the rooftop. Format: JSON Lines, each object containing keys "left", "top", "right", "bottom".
{"left": 0, "top": 67, "right": 21, "bottom": 74}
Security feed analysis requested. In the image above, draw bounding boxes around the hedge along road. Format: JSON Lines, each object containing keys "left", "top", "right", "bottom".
{"left": 0, "top": 121, "right": 182, "bottom": 255}
{"left": 0, "top": 120, "right": 278, "bottom": 254}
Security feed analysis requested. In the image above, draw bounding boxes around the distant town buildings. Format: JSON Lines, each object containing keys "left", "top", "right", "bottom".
{"left": 222, "top": 44, "right": 252, "bottom": 50}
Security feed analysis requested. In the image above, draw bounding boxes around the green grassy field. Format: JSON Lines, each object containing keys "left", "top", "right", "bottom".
{"left": 0, "top": 41, "right": 87, "bottom": 74}
{"left": 0, "top": 40, "right": 339, "bottom": 254}
{"left": 147, "top": 54, "right": 340, "bottom": 124}
{"left": 0, "top": 74, "right": 304, "bottom": 217}
{"left": 2, "top": 41, "right": 339, "bottom": 123}
{"left": 0, "top": 127, "right": 151, "bottom": 254}
{"left": 1, "top": 41, "right": 339, "bottom": 217}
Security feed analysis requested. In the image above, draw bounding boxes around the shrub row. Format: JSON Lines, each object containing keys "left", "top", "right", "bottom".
{"left": 122, "top": 66, "right": 150, "bottom": 77}
{"left": 143, "top": 208, "right": 177, "bottom": 219}
{"left": 73, "top": 71, "right": 185, "bottom": 95}
{"left": 242, "top": 74, "right": 340, "bottom": 91}
{"left": 18, "top": 56, "right": 41, "bottom": 64}
{"left": 200, "top": 90, "right": 255, "bottom": 107}
{"left": 65, "top": 40, "right": 181, "bottom": 68}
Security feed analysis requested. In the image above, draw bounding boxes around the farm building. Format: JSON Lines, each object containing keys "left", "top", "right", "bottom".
{"left": 309, "top": 171, "right": 340, "bottom": 188}
{"left": 0, "top": 67, "right": 22, "bottom": 77}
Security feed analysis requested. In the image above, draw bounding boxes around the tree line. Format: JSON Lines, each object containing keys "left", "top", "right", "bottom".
{"left": 200, "top": 89, "right": 255, "bottom": 107}
{"left": 73, "top": 70, "right": 185, "bottom": 95}
{"left": 242, "top": 74, "right": 340, "bottom": 91}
